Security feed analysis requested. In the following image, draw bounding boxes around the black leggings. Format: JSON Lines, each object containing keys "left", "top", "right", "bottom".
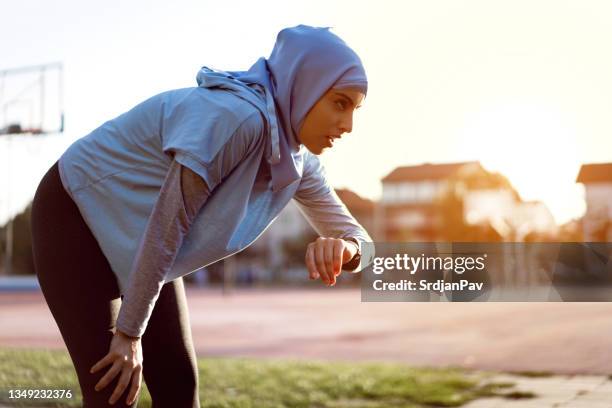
{"left": 31, "top": 161, "right": 200, "bottom": 408}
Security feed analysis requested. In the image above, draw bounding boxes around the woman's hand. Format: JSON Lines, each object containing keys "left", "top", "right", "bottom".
{"left": 90, "top": 329, "right": 143, "bottom": 405}
{"left": 305, "top": 237, "right": 359, "bottom": 286}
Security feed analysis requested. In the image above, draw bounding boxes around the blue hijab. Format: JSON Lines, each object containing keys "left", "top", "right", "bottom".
{"left": 196, "top": 24, "right": 368, "bottom": 192}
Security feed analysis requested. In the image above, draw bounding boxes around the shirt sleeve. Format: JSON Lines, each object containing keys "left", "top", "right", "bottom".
{"left": 162, "top": 99, "right": 265, "bottom": 191}
{"left": 292, "top": 153, "right": 375, "bottom": 273}
{"left": 115, "top": 159, "right": 210, "bottom": 338}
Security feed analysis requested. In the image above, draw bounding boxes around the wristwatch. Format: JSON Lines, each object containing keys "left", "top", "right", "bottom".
{"left": 342, "top": 237, "right": 362, "bottom": 271}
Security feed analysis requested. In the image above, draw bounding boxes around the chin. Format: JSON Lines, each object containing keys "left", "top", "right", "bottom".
{"left": 305, "top": 145, "right": 325, "bottom": 155}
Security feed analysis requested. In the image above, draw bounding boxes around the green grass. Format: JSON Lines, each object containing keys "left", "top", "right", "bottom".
{"left": 0, "top": 348, "right": 528, "bottom": 408}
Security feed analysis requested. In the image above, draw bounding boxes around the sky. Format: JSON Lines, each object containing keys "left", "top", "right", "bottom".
{"left": 1, "top": 0, "right": 612, "bottom": 226}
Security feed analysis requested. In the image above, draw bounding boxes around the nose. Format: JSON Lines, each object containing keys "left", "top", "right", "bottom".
{"left": 338, "top": 112, "right": 353, "bottom": 134}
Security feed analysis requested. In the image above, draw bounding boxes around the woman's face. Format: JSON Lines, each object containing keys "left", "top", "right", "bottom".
{"left": 297, "top": 87, "right": 365, "bottom": 155}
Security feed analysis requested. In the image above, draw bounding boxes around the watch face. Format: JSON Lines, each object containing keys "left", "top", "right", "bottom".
{"left": 347, "top": 237, "right": 355, "bottom": 243}
{"left": 348, "top": 238, "right": 361, "bottom": 256}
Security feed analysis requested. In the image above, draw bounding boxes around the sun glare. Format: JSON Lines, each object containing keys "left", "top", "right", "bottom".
{"left": 456, "top": 102, "right": 586, "bottom": 225}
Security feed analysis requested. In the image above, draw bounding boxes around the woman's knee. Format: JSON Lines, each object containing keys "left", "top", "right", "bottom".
{"left": 68, "top": 330, "right": 137, "bottom": 407}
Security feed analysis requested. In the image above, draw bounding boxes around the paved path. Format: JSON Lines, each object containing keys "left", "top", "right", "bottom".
{"left": 465, "top": 373, "right": 612, "bottom": 407}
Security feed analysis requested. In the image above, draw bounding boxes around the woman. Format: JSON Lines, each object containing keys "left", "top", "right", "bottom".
{"left": 31, "top": 25, "right": 374, "bottom": 407}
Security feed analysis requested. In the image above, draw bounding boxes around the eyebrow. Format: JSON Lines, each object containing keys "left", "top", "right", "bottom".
{"left": 334, "top": 91, "right": 363, "bottom": 109}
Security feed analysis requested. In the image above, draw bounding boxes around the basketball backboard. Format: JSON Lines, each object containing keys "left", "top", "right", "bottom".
{"left": 0, "top": 62, "right": 64, "bottom": 136}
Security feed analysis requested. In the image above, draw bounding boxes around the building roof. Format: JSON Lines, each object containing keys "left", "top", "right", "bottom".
{"left": 576, "top": 163, "right": 612, "bottom": 183}
{"left": 382, "top": 161, "right": 481, "bottom": 183}
{"left": 335, "top": 188, "right": 375, "bottom": 212}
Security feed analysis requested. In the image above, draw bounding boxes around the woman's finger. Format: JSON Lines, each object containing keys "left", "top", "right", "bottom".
{"left": 109, "top": 367, "right": 133, "bottom": 405}
{"left": 305, "top": 244, "right": 318, "bottom": 280}
{"left": 333, "top": 239, "right": 344, "bottom": 277}
{"left": 314, "top": 240, "right": 330, "bottom": 284}
{"left": 126, "top": 365, "right": 143, "bottom": 405}
{"left": 94, "top": 360, "right": 122, "bottom": 392}
{"left": 323, "top": 239, "right": 335, "bottom": 285}
{"left": 90, "top": 353, "right": 113, "bottom": 374}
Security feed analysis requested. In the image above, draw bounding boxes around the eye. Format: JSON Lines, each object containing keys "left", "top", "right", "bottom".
{"left": 335, "top": 99, "right": 347, "bottom": 110}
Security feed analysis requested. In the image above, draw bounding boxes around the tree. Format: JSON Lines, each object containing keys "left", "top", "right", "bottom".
{"left": 0, "top": 202, "right": 34, "bottom": 275}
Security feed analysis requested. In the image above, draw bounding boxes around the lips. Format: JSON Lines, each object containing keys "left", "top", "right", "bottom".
{"left": 326, "top": 135, "right": 340, "bottom": 147}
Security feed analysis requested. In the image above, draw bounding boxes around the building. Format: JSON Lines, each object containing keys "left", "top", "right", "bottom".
{"left": 576, "top": 162, "right": 612, "bottom": 242}
{"left": 378, "top": 161, "right": 555, "bottom": 242}
{"left": 379, "top": 161, "right": 484, "bottom": 241}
